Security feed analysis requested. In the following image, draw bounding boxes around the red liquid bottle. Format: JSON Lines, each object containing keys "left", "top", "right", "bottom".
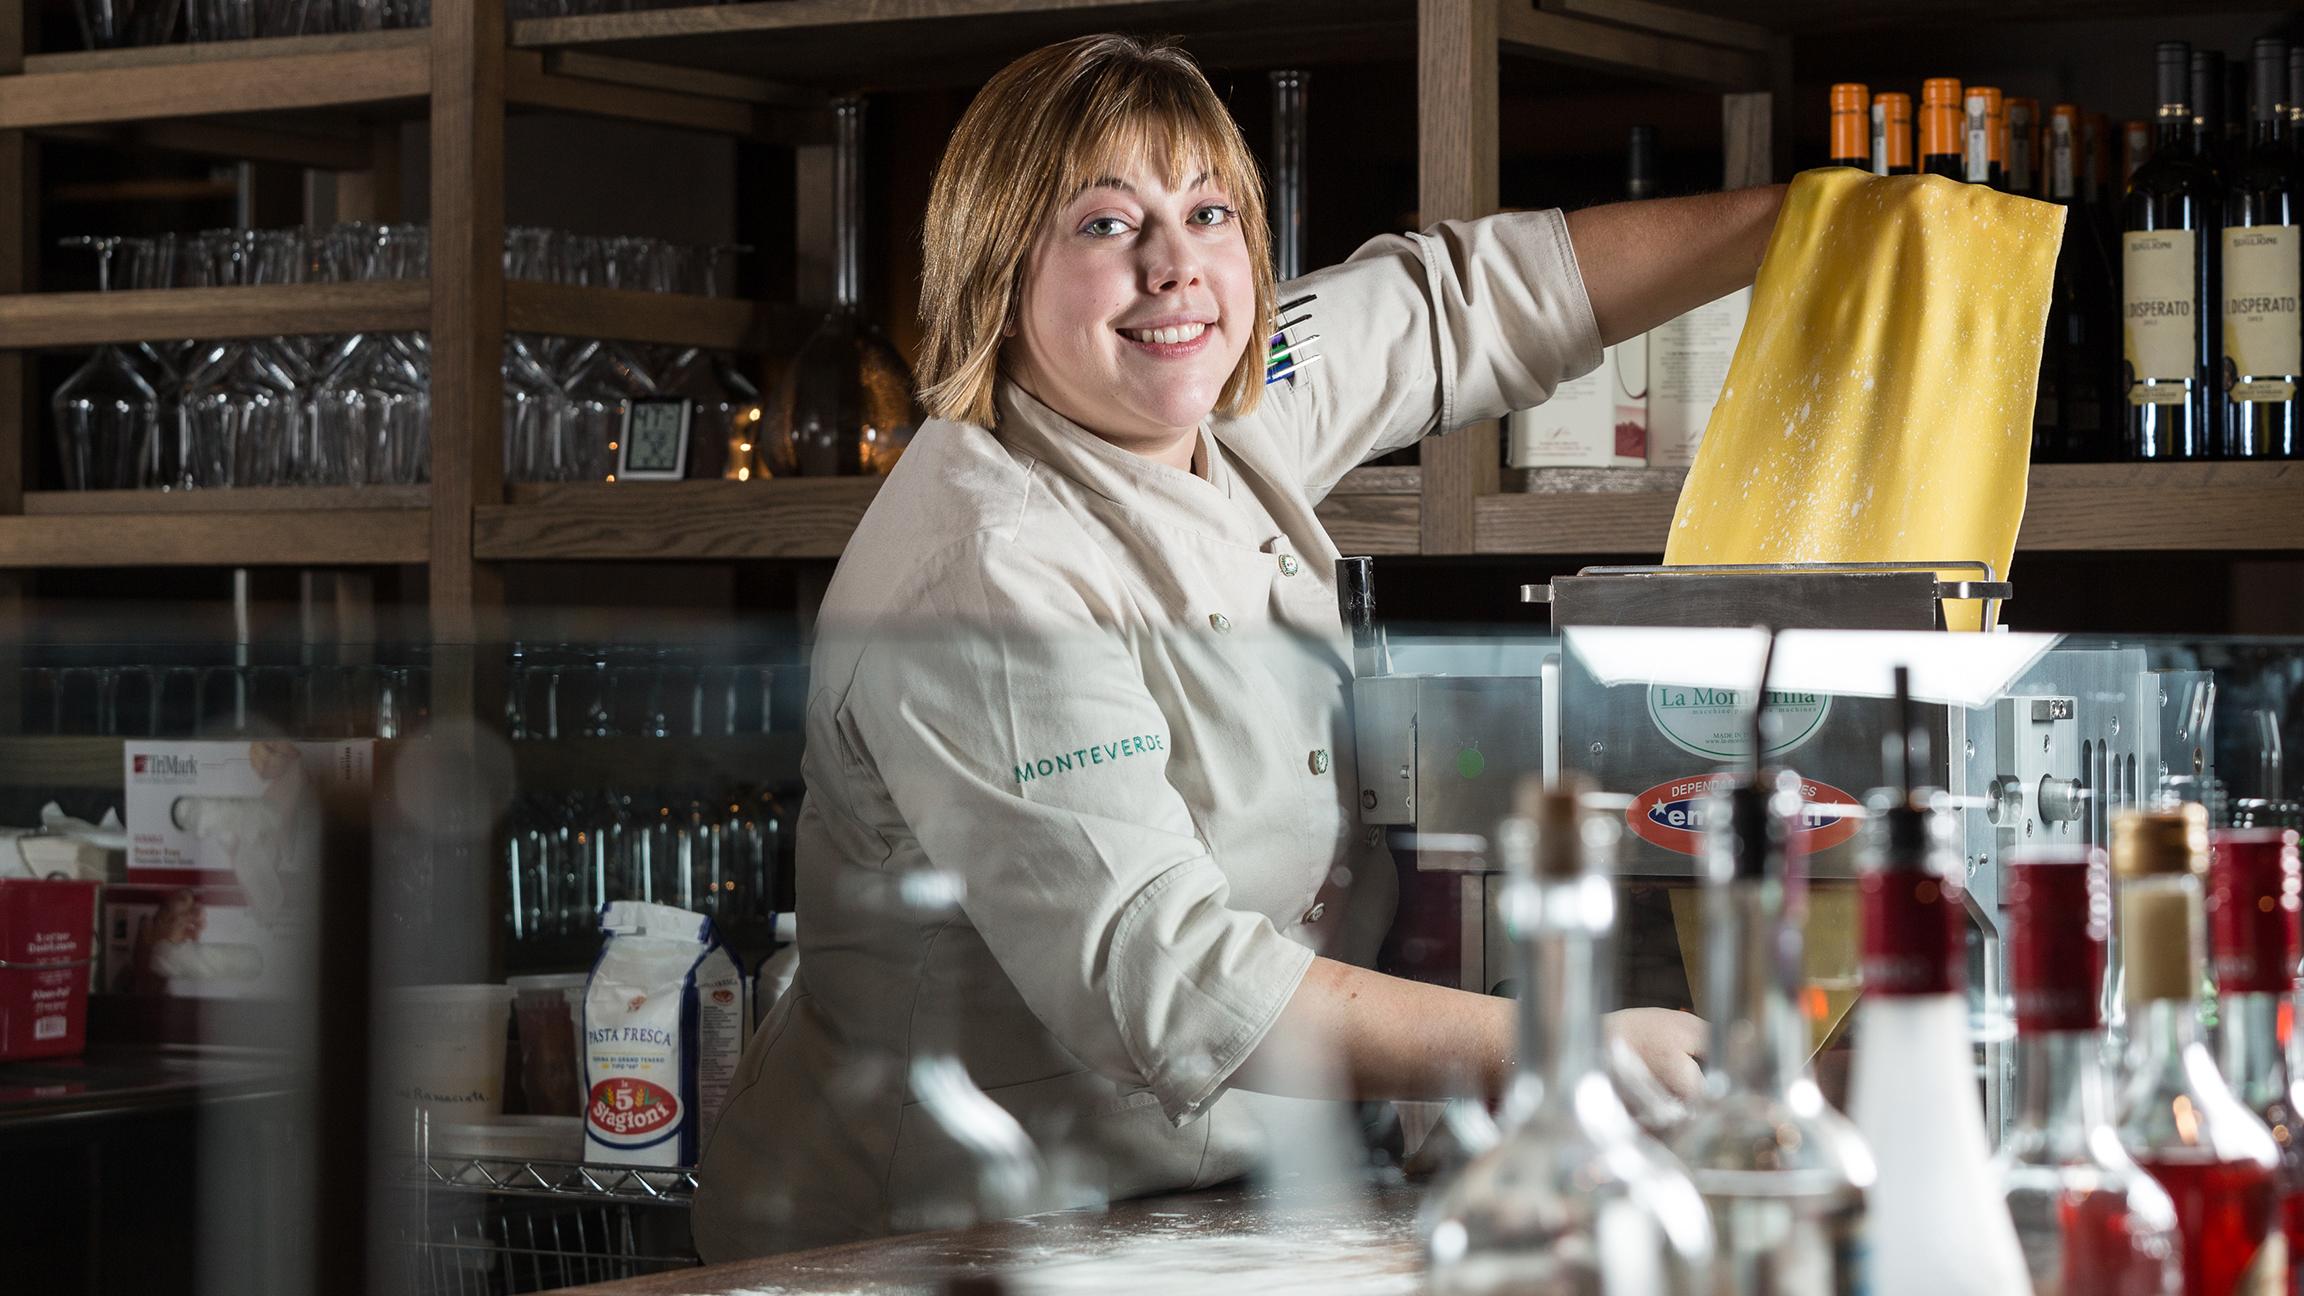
{"left": 2210, "top": 827, "right": 2304, "bottom": 1295}
{"left": 2118, "top": 805, "right": 2285, "bottom": 1296}
{"left": 2001, "top": 849, "right": 2183, "bottom": 1295}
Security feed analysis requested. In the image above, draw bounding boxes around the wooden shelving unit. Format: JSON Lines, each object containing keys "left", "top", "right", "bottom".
{"left": 1480, "top": 463, "right": 2304, "bottom": 556}
{"left": 0, "top": 0, "right": 2296, "bottom": 627}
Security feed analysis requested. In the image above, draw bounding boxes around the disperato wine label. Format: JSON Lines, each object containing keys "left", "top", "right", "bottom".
{"left": 2222, "top": 225, "right": 2301, "bottom": 403}
{"left": 2124, "top": 228, "right": 2198, "bottom": 398}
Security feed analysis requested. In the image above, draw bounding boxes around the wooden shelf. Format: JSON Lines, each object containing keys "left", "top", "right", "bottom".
{"left": 511, "top": 0, "right": 1418, "bottom": 87}
{"left": 506, "top": 283, "right": 803, "bottom": 351}
{"left": 0, "top": 492, "right": 429, "bottom": 567}
{"left": 1475, "top": 462, "right": 2304, "bottom": 556}
{"left": 0, "top": 282, "right": 428, "bottom": 349}
{"left": 0, "top": 735, "right": 120, "bottom": 787}
{"left": 477, "top": 478, "right": 881, "bottom": 561}
{"left": 0, "top": 284, "right": 785, "bottom": 350}
{"left": 21, "top": 485, "right": 428, "bottom": 515}
{"left": 1316, "top": 465, "right": 1421, "bottom": 556}
{"left": 1, "top": 31, "right": 430, "bottom": 130}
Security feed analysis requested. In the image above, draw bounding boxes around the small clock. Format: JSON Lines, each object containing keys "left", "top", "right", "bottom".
{"left": 618, "top": 399, "right": 692, "bottom": 480}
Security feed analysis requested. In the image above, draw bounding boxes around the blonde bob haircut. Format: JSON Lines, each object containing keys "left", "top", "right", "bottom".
{"left": 918, "top": 34, "right": 1276, "bottom": 428}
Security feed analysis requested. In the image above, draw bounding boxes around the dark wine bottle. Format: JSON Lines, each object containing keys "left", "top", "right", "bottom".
{"left": 1829, "top": 82, "right": 1869, "bottom": 170}
{"left": 1922, "top": 78, "right": 1965, "bottom": 179}
{"left": 1873, "top": 91, "right": 1914, "bottom": 176}
{"left": 2045, "top": 104, "right": 2121, "bottom": 462}
{"left": 2221, "top": 38, "right": 2301, "bottom": 459}
{"left": 2124, "top": 41, "right": 2224, "bottom": 460}
{"left": 2007, "top": 98, "right": 2041, "bottom": 198}
{"left": 2194, "top": 49, "right": 2228, "bottom": 176}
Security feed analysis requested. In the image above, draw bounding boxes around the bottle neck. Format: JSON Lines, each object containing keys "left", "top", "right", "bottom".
{"left": 1703, "top": 874, "right": 1808, "bottom": 1099}
{"left": 832, "top": 98, "right": 864, "bottom": 314}
{"left": 2252, "top": 116, "right": 2286, "bottom": 154}
{"left": 2158, "top": 105, "right": 2195, "bottom": 152}
{"left": 1510, "top": 872, "right": 1612, "bottom": 1112}
{"left": 2218, "top": 990, "right": 2290, "bottom": 1115}
{"left": 2126, "top": 995, "right": 2207, "bottom": 1079}
{"left": 2010, "top": 1029, "right": 2117, "bottom": 1153}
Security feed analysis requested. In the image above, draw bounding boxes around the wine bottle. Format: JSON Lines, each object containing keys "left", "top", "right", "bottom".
{"left": 1829, "top": 82, "right": 1870, "bottom": 170}
{"left": 2289, "top": 45, "right": 2303, "bottom": 160}
{"left": 1669, "top": 765, "right": 1872, "bottom": 1296}
{"left": 2124, "top": 41, "right": 2223, "bottom": 460}
{"left": 1923, "top": 78, "right": 1966, "bottom": 180}
{"left": 1426, "top": 779, "right": 1714, "bottom": 1295}
{"left": 2197, "top": 50, "right": 2232, "bottom": 176}
{"left": 2125, "top": 119, "right": 2158, "bottom": 189}
{"left": 1999, "top": 850, "right": 2184, "bottom": 1296}
{"left": 1967, "top": 85, "right": 2008, "bottom": 188}
{"left": 2046, "top": 104, "right": 2122, "bottom": 463}
{"left": 2116, "top": 804, "right": 2284, "bottom": 1296}
{"left": 2009, "top": 97, "right": 2042, "bottom": 197}
{"left": 2208, "top": 827, "right": 2304, "bottom": 1291}
{"left": 2222, "top": 38, "right": 2301, "bottom": 460}
{"left": 1846, "top": 669, "right": 2035, "bottom": 1296}
{"left": 1873, "top": 91, "right": 1914, "bottom": 176}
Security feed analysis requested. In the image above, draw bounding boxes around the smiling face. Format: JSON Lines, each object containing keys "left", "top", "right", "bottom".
{"left": 1004, "top": 154, "right": 1255, "bottom": 466}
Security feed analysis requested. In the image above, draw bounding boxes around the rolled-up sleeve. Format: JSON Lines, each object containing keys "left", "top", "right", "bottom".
{"left": 844, "top": 538, "right": 1314, "bottom": 1123}
{"left": 1272, "top": 208, "right": 1605, "bottom": 496}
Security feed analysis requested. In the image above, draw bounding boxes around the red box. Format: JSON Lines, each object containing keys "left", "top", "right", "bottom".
{"left": 0, "top": 879, "right": 101, "bottom": 1060}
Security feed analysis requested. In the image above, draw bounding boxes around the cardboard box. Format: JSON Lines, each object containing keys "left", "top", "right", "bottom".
{"left": 1648, "top": 288, "right": 1753, "bottom": 468}
{"left": 115, "top": 740, "right": 371, "bottom": 999}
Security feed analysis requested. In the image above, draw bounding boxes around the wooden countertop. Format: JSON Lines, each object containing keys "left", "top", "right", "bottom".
{"left": 566, "top": 1179, "right": 1430, "bottom": 1296}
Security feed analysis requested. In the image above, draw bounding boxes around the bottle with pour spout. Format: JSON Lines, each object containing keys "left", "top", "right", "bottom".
{"left": 1846, "top": 667, "right": 2035, "bottom": 1295}
{"left": 1670, "top": 632, "right": 1874, "bottom": 1295}
{"left": 1426, "top": 776, "right": 1714, "bottom": 1295}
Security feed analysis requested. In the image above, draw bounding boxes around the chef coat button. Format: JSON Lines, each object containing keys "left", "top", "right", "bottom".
{"left": 1209, "top": 613, "right": 1232, "bottom": 633}
{"left": 1303, "top": 902, "right": 1327, "bottom": 924}
{"left": 1309, "top": 748, "right": 1331, "bottom": 775}
{"left": 1278, "top": 554, "right": 1301, "bottom": 577}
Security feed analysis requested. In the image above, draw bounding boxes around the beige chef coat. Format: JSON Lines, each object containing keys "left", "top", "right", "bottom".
{"left": 692, "top": 209, "right": 1602, "bottom": 1260}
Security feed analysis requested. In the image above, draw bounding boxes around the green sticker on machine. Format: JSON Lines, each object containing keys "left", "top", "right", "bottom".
{"left": 1456, "top": 748, "right": 1486, "bottom": 780}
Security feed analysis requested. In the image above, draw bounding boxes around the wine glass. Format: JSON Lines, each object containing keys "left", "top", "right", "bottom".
{"left": 51, "top": 237, "right": 158, "bottom": 491}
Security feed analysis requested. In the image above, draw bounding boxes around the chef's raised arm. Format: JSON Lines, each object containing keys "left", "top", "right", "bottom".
{"left": 1276, "top": 185, "right": 1786, "bottom": 495}
{"left": 840, "top": 539, "right": 1314, "bottom": 1124}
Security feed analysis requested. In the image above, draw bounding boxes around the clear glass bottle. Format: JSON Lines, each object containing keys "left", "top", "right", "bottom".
{"left": 1847, "top": 691, "right": 2034, "bottom": 1296}
{"left": 764, "top": 97, "right": 922, "bottom": 477}
{"left": 1670, "top": 768, "right": 1873, "bottom": 1296}
{"left": 2207, "top": 827, "right": 2304, "bottom": 1291}
{"left": 2116, "top": 805, "right": 2284, "bottom": 1296}
{"left": 1427, "top": 778, "right": 1714, "bottom": 1295}
{"left": 1999, "top": 849, "right": 2183, "bottom": 1296}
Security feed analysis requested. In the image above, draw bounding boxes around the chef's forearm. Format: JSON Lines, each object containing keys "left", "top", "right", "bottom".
{"left": 1233, "top": 956, "right": 1512, "bottom": 1104}
{"left": 1564, "top": 184, "right": 1786, "bottom": 346}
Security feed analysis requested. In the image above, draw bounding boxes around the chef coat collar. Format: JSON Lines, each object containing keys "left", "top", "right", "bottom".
{"left": 994, "top": 380, "right": 1268, "bottom": 548}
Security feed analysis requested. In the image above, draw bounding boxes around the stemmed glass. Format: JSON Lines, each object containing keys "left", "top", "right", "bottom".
{"left": 51, "top": 237, "right": 158, "bottom": 491}
{"left": 178, "top": 229, "right": 299, "bottom": 486}
{"left": 310, "top": 224, "right": 431, "bottom": 485}
{"left": 120, "top": 234, "right": 206, "bottom": 490}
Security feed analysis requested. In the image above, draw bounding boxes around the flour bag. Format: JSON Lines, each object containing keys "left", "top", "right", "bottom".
{"left": 584, "top": 901, "right": 747, "bottom": 1167}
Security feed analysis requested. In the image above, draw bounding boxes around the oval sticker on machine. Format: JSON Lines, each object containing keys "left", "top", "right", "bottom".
{"left": 1646, "top": 684, "right": 1832, "bottom": 761}
{"left": 1625, "top": 775, "right": 1865, "bottom": 857}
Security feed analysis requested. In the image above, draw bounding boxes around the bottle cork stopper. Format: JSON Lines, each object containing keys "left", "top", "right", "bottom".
{"left": 1513, "top": 774, "right": 1591, "bottom": 878}
{"left": 2112, "top": 804, "right": 2209, "bottom": 878}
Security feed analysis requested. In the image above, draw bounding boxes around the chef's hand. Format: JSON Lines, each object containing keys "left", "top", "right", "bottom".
{"left": 1603, "top": 1007, "right": 1707, "bottom": 1102}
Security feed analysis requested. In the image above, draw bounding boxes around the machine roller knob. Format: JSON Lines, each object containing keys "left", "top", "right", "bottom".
{"left": 2037, "top": 776, "right": 2086, "bottom": 825}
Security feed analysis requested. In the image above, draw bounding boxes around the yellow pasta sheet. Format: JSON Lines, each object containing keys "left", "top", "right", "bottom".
{"left": 1662, "top": 168, "right": 2064, "bottom": 631}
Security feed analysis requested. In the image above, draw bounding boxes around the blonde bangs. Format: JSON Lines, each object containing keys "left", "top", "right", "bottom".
{"left": 918, "top": 35, "right": 1277, "bottom": 429}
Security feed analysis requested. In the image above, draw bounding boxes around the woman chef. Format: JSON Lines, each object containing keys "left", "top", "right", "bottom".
{"left": 694, "top": 33, "right": 1786, "bottom": 1258}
